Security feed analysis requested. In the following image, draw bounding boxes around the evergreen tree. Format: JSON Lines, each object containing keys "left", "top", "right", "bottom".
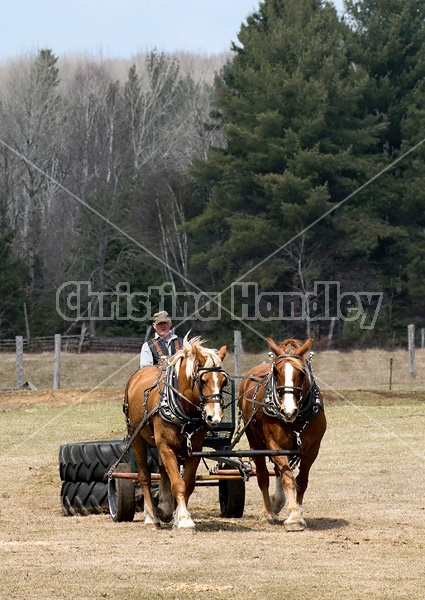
{"left": 187, "top": 0, "right": 383, "bottom": 345}
{"left": 0, "top": 211, "right": 27, "bottom": 337}
{"left": 346, "top": 0, "right": 425, "bottom": 338}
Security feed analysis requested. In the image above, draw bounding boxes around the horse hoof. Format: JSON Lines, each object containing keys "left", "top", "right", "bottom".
{"left": 144, "top": 523, "right": 161, "bottom": 530}
{"left": 144, "top": 519, "right": 161, "bottom": 530}
{"left": 157, "top": 507, "right": 174, "bottom": 523}
{"left": 262, "top": 512, "right": 279, "bottom": 525}
{"left": 284, "top": 518, "right": 306, "bottom": 532}
{"left": 173, "top": 517, "right": 196, "bottom": 531}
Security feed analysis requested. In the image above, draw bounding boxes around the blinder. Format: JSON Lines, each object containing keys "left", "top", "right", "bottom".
{"left": 192, "top": 363, "right": 229, "bottom": 405}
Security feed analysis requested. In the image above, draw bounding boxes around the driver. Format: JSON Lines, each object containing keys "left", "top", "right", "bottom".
{"left": 139, "top": 310, "right": 184, "bottom": 368}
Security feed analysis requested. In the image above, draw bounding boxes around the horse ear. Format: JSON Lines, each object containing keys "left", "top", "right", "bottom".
{"left": 266, "top": 337, "right": 281, "bottom": 356}
{"left": 298, "top": 338, "right": 313, "bottom": 357}
{"left": 218, "top": 346, "right": 227, "bottom": 361}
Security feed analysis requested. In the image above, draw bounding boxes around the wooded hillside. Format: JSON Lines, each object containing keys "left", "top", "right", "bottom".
{"left": 1, "top": 0, "right": 425, "bottom": 350}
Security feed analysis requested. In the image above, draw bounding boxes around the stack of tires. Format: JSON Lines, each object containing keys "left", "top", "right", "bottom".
{"left": 59, "top": 439, "right": 130, "bottom": 516}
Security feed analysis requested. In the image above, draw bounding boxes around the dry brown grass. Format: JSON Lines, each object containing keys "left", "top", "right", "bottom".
{"left": 0, "top": 349, "right": 424, "bottom": 599}
{"left": 1, "top": 346, "right": 425, "bottom": 391}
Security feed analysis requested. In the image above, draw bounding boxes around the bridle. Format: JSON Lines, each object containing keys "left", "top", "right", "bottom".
{"left": 263, "top": 353, "right": 310, "bottom": 421}
{"left": 192, "top": 362, "right": 230, "bottom": 416}
{"left": 273, "top": 353, "right": 307, "bottom": 402}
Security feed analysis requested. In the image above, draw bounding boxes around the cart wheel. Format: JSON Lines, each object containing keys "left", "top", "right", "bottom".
{"left": 219, "top": 470, "right": 245, "bottom": 518}
{"left": 108, "top": 463, "right": 135, "bottom": 522}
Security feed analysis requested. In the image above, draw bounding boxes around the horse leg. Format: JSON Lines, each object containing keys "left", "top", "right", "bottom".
{"left": 296, "top": 439, "right": 323, "bottom": 508}
{"left": 253, "top": 456, "right": 279, "bottom": 524}
{"left": 182, "top": 456, "right": 201, "bottom": 505}
{"left": 132, "top": 436, "right": 160, "bottom": 528}
{"left": 274, "top": 456, "right": 306, "bottom": 531}
{"left": 157, "top": 443, "right": 195, "bottom": 530}
{"left": 270, "top": 465, "right": 286, "bottom": 515}
{"left": 156, "top": 464, "right": 174, "bottom": 523}
{"left": 296, "top": 413, "right": 326, "bottom": 508}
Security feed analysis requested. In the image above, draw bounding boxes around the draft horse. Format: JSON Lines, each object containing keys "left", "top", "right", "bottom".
{"left": 125, "top": 334, "right": 227, "bottom": 529}
{"left": 239, "top": 337, "right": 326, "bottom": 531}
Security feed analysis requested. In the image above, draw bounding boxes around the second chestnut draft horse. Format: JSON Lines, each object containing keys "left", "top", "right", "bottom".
{"left": 239, "top": 337, "right": 326, "bottom": 531}
{"left": 125, "top": 334, "right": 227, "bottom": 530}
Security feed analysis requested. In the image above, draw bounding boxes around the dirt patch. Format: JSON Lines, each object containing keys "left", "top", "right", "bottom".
{"left": 1, "top": 387, "right": 423, "bottom": 410}
{"left": 0, "top": 388, "right": 122, "bottom": 410}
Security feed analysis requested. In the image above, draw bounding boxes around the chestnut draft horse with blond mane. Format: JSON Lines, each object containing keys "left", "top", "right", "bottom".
{"left": 239, "top": 337, "right": 326, "bottom": 531}
{"left": 124, "top": 335, "right": 227, "bottom": 530}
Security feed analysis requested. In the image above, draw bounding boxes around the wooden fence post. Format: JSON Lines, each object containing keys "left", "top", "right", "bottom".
{"left": 77, "top": 323, "right": 87, "bottom": 354}
{"left": 408, "top": 324, "right": 416, "bottom": 379}
{"left": 54, "top": 334, "right": 61, "bottom": 389}
{"left": 234, "top": 330, "right": 242, "bottom": 378}
{"left": 16, "top": 335, "right": 24, "bottom": 391}
{"left": 326, "top": 317, "right": 337, "bottom": 349}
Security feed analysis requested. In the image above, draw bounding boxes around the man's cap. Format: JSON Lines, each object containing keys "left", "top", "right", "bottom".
{"left": 153, "top": 310, "right": 171, "bottom": 325}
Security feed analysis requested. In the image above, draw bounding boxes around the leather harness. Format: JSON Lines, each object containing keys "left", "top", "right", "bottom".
{"left": 263, "top": 358, "right": 322, "bottom": 423}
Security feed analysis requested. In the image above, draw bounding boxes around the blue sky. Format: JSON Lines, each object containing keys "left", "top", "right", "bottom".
{"left": 0, "top": 0, "right": 345, "bottom": 61}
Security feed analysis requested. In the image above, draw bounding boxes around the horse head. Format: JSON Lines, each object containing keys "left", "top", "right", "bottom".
{"left": 172, "top": 335, "right": 228, "bottom": 428}
{"left": 266, "top": 337, "right": 313, "bottom": 423}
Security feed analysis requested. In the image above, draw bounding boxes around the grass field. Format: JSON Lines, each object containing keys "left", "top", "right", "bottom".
{"left": 1, "top": 346, "right": 425, "bottom": 391}
{"left": 0, "top": 349, "right": 424, "bottom": 600}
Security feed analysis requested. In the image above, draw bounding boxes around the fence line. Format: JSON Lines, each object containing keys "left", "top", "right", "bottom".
{"left": 0, "top": 335, "right": 143, "bottom": 353}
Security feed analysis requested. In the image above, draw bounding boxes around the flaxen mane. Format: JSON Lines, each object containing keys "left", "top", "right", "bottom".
{"left": 171, "top": 333, "right": 223, "bottom": 378}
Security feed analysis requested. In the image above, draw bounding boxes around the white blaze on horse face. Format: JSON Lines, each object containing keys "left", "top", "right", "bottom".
{"left": 282, "top": 362, "right": 297, "bottom": 419}
{"left": 205, "top": 371, "right": 222, "bottom": 426}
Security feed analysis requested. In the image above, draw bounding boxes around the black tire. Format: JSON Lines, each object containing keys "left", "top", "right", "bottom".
{"left": 219, "top": 470, "right": 245, "bottom": 518}
{"left": 59, "top": 439, "right": 130, "bottom": 483}
{"left": 108, "top": 463, "right": 136, "bottom": 522}
{"left": 60, "top": 481, "right": 109, "bottom": 516}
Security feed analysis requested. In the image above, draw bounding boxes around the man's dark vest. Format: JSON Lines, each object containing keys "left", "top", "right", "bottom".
{"left": 146, "top": 337, "right": 183, "bottom": 365}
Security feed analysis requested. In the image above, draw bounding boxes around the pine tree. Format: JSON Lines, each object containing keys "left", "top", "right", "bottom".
{"left": 0, "top": 212, "right": 27, "bottom": 337}
{"left": 187, "top": 0, "right": 383, "bottom": 344}
{"left": 345, "top": 0, "right": 425, "bottom": 337}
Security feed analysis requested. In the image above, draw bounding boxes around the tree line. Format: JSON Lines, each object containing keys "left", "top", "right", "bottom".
{"left": 1, "top": 0, "right": 425, "bottom": 351}
{"left": 0, "top": 49, "right": 226, "bottom": 341}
